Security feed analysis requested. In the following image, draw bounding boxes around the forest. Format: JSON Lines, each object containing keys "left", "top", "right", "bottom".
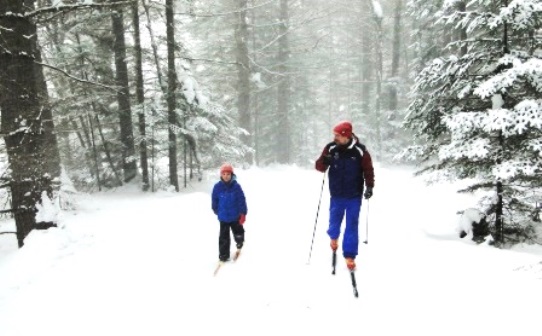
{"left": 0, "top": 0, "right": 540, "bottom": 247}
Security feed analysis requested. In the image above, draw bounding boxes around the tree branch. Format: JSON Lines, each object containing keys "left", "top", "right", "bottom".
{"left": 36, "top": 61, "right": 119, "bottom": 92}
{"left": 23, "top": 1, "right": 136, "bottom": 19}
{"left": 180, "top": 57, "right": 241, "bottom": 67}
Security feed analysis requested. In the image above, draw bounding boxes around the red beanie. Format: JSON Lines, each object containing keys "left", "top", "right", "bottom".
{"left": 333, "top": 121, "right": 353, "bottom": 138}
{"left": 220, "top": 163, "right": 234, "bottom": 174}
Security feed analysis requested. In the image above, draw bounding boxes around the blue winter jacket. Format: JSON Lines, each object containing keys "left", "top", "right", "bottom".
{"left": 212, "top": 177, "right": 248, "bottom": 223}
{"left": 315, "top": 137, "right": 374, "bottom": 198}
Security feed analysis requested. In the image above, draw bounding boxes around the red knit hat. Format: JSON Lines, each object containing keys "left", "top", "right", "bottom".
{"left": 333, "top": 121, "right": 353, "bottom": 138}
{"left": 220, "top": 163, "right": 234, "bottom": 174}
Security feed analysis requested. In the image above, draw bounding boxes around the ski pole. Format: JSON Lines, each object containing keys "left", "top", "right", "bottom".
{"left": 364, "top": 200, "right": 370, "bottom": 244}
{"left": 307, "top": 172, "right": 326, "bottom": 264}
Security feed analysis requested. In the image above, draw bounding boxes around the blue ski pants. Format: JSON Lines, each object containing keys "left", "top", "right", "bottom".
{"left": 327, "top": 196, "right": 362, "bottom": 259}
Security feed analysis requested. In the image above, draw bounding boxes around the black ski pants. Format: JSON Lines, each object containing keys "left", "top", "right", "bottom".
{"left": 219, "top": 220, "right": 245, "bottom": 261}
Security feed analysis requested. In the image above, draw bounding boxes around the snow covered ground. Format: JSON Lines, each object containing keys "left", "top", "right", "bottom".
{"left": 0, "top": 165, "right": 541, "bottom": 336}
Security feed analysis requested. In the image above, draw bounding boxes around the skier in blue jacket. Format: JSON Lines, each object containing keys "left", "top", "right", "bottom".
{"left": 212, "top": 163, "right": 248, "bottom": 262}
{"left": 315, "top": 121, "right": 375, "bottom": 271}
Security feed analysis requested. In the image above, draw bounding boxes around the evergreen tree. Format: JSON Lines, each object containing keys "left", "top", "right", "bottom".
{"left": 403, "top": 0, "right": 542, "bottom": 244}
{"left": 0, "top": 0, "right": 62, "bottom": 247}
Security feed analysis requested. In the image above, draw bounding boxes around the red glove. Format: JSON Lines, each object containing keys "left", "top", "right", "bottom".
{"left": 239, "top": 214, "right": 246, "bottom": 225}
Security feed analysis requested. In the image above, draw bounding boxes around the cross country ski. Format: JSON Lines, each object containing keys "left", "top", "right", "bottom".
{"left": 213, "top": 249, "right": 242, "bottom": 276}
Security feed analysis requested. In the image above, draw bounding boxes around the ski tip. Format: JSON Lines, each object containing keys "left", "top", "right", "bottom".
{"left": 213, "top": 261, "right": 224, "bottom": 276}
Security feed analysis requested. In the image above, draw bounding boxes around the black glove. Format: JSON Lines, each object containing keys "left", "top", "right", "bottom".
{"left": 322, "top": 155, "right": 332, "bottom": 166}
{"left": 364, "top": 187, "right": 373, "bottom": 199}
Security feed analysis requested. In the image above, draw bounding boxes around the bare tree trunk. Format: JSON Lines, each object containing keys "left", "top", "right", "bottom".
{"left": 0, "top": 0, "right": 61, "bottom": 247}
{"left": 142, "top": 0, "right": 201, "bottom": 187}
{"left": 30, "top": 25, "right": 61, "bottom": 184}
{"left": 457, "top": 1, "right": 468, "bottom": 57}
{"left": 166, "top": 0, "right": 179, "bottom": 191}
{"left": 142, "top": 0, "right": 164, "bottom": 90}
{"left": 86, "top": 105, "right": 102, "bottom": 191}
{"left": 72, "top": 33, "right": 103, "bottom": 189}
{"left": 111, "top": 0, "right": 137, "bottom": 182}
{"left": 368, "top": 0, "right": 383, "bottom": 158}
{"left": 375, "top": 24, "right": 383, "bottom": 158}
{"left": 276, "top": 0, "right": 291, "bottom": 164}
{"left": 95, "top": 114, "right": 123, "bottom": 186}
{"left": 70, "top": 119, "right": 87, "bottom": 149}
{"left": 251, "top": 0, "right": 260, "bottom": 166}
{"left": 142, "top": 0, "right": 160, "bottom": 191}
{"left": 132, "top": 0, "right": 150, "bottom": 191}
{"left": 236, "top": 0, "right": 252, "bottom": 164}
{"left": 494, "top": 0, "right": 509, "bottom": 245}
{"left": 388, "top": 0, "right": 402, "bottom": 112}
{"left": 360, "top": 3, "right": 372, "bottom": 123}
{"left": 47, "top": 26, "right": 99, "bottom": 181}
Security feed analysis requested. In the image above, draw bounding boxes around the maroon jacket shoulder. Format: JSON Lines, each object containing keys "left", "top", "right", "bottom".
{"left": 357, "top": 144, "right": 375, "bottom": 188}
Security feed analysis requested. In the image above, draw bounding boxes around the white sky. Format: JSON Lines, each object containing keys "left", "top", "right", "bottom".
{"left": 0, "top": 164, "right": 541, "bottom": 336}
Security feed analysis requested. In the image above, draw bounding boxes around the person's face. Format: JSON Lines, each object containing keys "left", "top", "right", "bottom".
{"left": 334, "top": 132, "right": 350, "bottom": 145}
{"left": 221, "top": 172, "right": 232, "bottom": 182}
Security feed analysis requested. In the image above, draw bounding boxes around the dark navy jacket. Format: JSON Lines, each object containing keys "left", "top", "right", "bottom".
{"left": 315, "top": 137, "right": 375, "bottom": 198}
{"left": 212, "top": 177, "right": 248, "bottom": 223}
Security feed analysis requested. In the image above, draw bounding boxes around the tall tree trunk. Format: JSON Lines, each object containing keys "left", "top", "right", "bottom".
{"left": 111, "top": 0, "right": 137, "bottom": 182}
{"left": 166, "top": 0, "right": 179, "bottom": 191}
{"left": 388, "top": 0, "right": 402, "bottom": 112}
{"left": 30, "top": 17, "right": 61, "bottom": 184}
{"left": 360, "top": 3, "right": 372, "bottom": 123}
{"left": 276, "top": 0, "right": 291, "bottom": 164}
{"left": 132, "top": 0, "right": 150, "bottom": 191}
{"left": 95, "top": 114, "right": 123, "bottom": 186}
{"left": 86, "top": 104, "right": 102, "bottom": 191}
{"left": 142, "top": 0, "right": 160, "bottom": 191}
{"left": 375, "top": 23, "right": 383, "bottom": 158}
{"left": 48, "top": 26, "right": 99, "bottom": 181}
{"left": 368, "top": 0, "right": 383, "bottom": 158}
{"left": 251, "top": 0, "right": 260, "bottom": 166}
{"left": 73, "top": 33, "right": 103, "bottom": 189}
{"left": 71, "top": 119, "right": 88, "bottom": 149}
{"left": 143, "top": 0, "right": 165, "bottom": 90}
{"left": 0, "top": 0, "right": 61, "bottom": 247}
{"left": 236, "top": 0, "right": 252, "bottom": 164}
{"left": 494, "top": 0, "right": 509, "bottom": 245}
{"left": 457, "top": 1, "right": 468, "bottom": 57}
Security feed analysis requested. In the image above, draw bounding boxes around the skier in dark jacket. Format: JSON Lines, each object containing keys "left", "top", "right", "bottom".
{"left": 315, "top": 121, "right": 375, "bottom": 271}
{"left": 212, "top": 163, "right": 248, "bottom": 262}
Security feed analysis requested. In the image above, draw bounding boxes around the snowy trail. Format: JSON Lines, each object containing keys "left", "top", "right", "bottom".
{"left": 0, "top": 166, "right": 541, "bottom": 336}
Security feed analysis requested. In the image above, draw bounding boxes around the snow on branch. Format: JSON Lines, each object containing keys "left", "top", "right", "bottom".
{"left": 492, "top": 160, "right": 542, "bottom": 180}
{"left": 186, "top": 117, "right": 218, "bottom": 137}
{"left": 474, "top": 57, "right": 542, "bottom": 98}
{"left": 23, "top": 0, "right": 135, "bottom": 19}
{"left": 371, "top": 0, "right": 383, "bottom": 18}
{"left": 513, "top": 100, "right": 542, "bottom": 132}
{"left": 444, "top": 100, "right": 542, "bottom": 139}
{"left": 439, "top": 137, "right": 490, "bottom": 160}
{"left": 528, "top": 138, "right": 542, "bottom": 154}
{"left": 36, "top": 61, "right": 120, "bottom": 92}
{"left": 495, "top": 0, "right": 542, "bottom": 29}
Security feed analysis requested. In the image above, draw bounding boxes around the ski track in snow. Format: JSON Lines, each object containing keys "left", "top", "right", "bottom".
{"left": 0, "top": 165, "right": 541, "bottom": 336}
